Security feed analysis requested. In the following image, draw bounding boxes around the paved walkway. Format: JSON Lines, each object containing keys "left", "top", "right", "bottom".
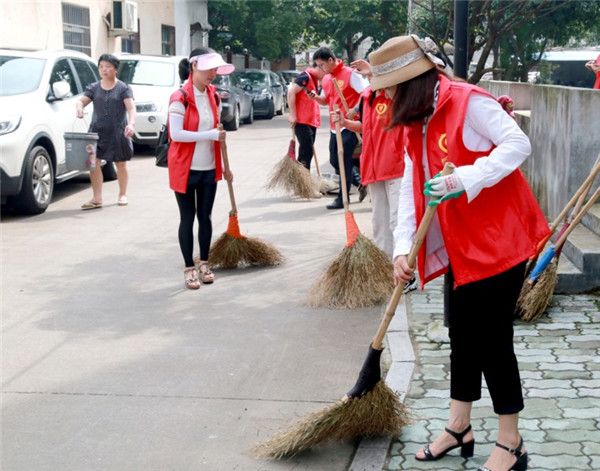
{"left": 379, "top": 278, "right": 600, "bottom": 471}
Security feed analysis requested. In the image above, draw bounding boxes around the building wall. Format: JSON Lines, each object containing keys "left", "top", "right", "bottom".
{"left": 0, "top": 0, "right": 178, "bottom": 60}
{"left": 480, "top": 80, "right": 600, "bottom": 221}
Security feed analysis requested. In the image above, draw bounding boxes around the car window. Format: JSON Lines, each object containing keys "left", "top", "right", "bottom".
{"left": 118, "top": 60, "right": 177, "bottom": 87}
{"left": 71, "top": 58, "right": 99, "bottom": 93}
{"left": 0, "top": 56, "right": 45, "bottom": 96}
{"left": 237, "top": 71, "right": 268, "bottom": 87}
{"left": 212, "top": 75, "right": 229, "bottom": 86}
{"left": 50, "top": 59, "right": 78, "bottom": 96}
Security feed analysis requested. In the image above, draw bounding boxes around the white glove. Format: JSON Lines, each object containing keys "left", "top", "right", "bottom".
{"left": 424, "top": 173, "right": 465, "bottom": 205}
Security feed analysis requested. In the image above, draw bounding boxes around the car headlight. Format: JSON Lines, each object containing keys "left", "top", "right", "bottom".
{"left": 0, "top": 115, "right": 22, "bottom": 136}
{"left": 260, "top": 88, "right": 272, "bottom": 99}
{"left": 136, "top": 102, "right": 158, "bottom": 113}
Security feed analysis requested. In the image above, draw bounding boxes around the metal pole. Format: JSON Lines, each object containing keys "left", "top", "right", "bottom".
{"left": 454, "top": 0, "right": 468, "bottom": 79}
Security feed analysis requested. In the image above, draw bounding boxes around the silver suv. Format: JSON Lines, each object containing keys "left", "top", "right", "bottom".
{"left": 0, "top": 49, "right": 116, "bottom": 215}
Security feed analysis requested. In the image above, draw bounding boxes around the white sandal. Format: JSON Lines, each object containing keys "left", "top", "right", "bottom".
{"left": 184, "top": 267, "right": 200, "bottom": 290}
{"left": 197, "top": 261, "right": 215, "bottom": 284}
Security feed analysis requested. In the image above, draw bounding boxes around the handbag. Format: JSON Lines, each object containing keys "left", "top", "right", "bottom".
{"left": 155, "top": 89, "right": 187, "bottom": 168}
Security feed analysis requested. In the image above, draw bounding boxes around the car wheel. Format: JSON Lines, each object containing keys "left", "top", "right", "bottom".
{"left": 102, "top": 161, "right": 118, "bottom": 181}
{"left": 225, "top": 104, "right": 240, "bottom": 131}
{"left": 265, "top": 100, "right": 275, "bottom": 119}
{"left": 15, "top": 145, "right": 54, "bottom": 214}
{"left": 243, "top": 103, "right": 254, "bottom": 124}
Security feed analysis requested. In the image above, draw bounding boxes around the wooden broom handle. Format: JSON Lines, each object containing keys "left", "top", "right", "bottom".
{"left": 217, "top": 123, "right": 237, "bottom": 215}
{"left": 371, "top": 162, "right": 456, "bottom": 350}
{"left": 312, "top": 146, "right": 322, "bottom": 177}
{"left": 554, "top": 185, "right": 600, "bottom": 250}
{"left": 332, "top": 79, "right": 362, "bottom": 144}
{"left": 333, "top": 104, "right": 350, "bottom": 211}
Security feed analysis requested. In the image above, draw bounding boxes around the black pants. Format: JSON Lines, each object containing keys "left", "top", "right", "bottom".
{"left": 295, "top": 123, "right": 316, "bottom": 170}
{"left": 328, "top": 130, "right": 361, "bottom": 203}
{"left": 444, "top": 261, "right": 527, "bottom": 415}
{"left": 174, "top": 169, "right": 217, "bottom": 267}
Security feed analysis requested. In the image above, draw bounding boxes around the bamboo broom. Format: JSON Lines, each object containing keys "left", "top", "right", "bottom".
{"left": 266, "top": 127, "right": 321, "bottom": 199}
{"left": 208, "top": 124, "right": 284, "bottom": 268}
{"left": 307, "top": 105, "right": 393, "bottom": 309}
{"left": 253, "top": 162, "right": 456, "bottom": 458}
{"left": 517, "top": 184, "right": 600, "bottom": 322}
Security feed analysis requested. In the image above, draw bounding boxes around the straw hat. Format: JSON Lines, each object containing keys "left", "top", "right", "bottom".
{"left": 369, "top": 35, "right": 444, "bottom": 90}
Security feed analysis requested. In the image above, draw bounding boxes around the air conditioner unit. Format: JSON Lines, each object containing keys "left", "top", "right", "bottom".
{"left": 111, "top": 0, "right": 138, "bottom": 34}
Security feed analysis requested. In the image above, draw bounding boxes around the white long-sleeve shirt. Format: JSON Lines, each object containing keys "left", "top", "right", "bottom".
{"left": 168, "top": 85, "right": 222, "bottom": 171}
{"left": 393, "top": 92, "right": 531, "bottom": 260}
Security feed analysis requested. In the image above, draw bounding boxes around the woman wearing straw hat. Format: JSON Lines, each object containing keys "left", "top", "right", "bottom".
{"left": 167, "top": 48, "right": 234, "bottom": 290}
{"left": 369, "top": 35, "right": 550, "bottom": 471}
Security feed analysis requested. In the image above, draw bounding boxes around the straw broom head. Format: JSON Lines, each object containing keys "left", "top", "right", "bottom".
{"left": 516, "top": 258, "right": 558, "bottom": 322}
{"left": 307, "top": 234, "right": 394, "bottom": 309}
{"left": 266, "top": 144, "right": 321, "bottom": 199}
{"left": 208, "top": 215, "right": 284, "bottom": 268}
{"left": 251, "top": 380, "right": 410, "bottom": 459}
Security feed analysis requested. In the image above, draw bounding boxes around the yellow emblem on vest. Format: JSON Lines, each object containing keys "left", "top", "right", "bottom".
{"left": 438, "top": 133, "right": 448, "bottom": 153}
{"left": 335, "top": 79, "right": 344, "bottom": 88}
{"left": 375, "top": 102, "right": 387, "bottom": 116}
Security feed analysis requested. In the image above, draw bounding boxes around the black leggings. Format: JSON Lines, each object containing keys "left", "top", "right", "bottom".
{"left": 444, "top": 261, "right": 527, "bottom": 415}
{"left": 294, "top": 123, "right": 316, "bottom": 170}
{"left": 174, "top": 170, "right": 217, "bottom": 267}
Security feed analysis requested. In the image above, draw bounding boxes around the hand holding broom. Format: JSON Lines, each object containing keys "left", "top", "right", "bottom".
{"left": 332, "top": 78, "right": 362, "bottom": 144}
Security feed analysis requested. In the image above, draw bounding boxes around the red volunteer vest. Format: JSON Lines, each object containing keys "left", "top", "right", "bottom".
{"left": 295, "top": 69, "right": 321, "bottom": 128}
{"left": 406, "top": 76, "right": 550, "bottom": 287}
{"left": 168, "top": 79, "right": 223, "bottom": 194}
{"left": 359, "top": 88, "right": 405, "bottom": 185}
{"left": 321, "top": 60, "right": 362, "bottom": 130}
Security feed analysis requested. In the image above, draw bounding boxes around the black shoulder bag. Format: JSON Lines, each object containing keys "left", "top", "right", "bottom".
{"left": 155, "top": 89, "right": 187, "bottom": 168}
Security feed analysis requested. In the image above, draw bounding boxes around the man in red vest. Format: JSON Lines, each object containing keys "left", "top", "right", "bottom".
{"left": 312, "top": 47, "right": 369, "bottom": 209}
{"left": 287, "top": 64, "right": 325, "bottom": 170}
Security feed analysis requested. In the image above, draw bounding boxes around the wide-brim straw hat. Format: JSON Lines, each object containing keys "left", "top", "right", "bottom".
{"left": 369, "top": 35, "right": 443, "bottom": 90}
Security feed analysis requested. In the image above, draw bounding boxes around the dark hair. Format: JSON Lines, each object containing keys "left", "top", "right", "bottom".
{"left": 178, "top": 47, "right": 216, "bottom": 81}
{"left": 98, "top": 53, "right": 119, "bottom": 70}
{"left": 313, "top": 47, "right": 336, "bottom": 62}
{"left": 388, "top": 68, "right": 448, "bottom": 127}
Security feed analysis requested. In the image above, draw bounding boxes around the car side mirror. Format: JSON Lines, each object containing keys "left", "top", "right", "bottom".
{"left": 50, "top": 81, "right": 72, "bottom": 100}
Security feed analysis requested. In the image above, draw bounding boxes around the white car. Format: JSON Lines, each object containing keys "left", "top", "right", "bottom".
{"left": 117, "top": 54, "right": 185, "bottom": 147}
{"left": 0, "top": 49, "right": 115, "bottom": 215}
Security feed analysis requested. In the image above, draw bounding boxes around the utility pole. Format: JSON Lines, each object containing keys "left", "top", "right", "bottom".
{"left": 454, "top": 0, "right": 469, "bottom": 79}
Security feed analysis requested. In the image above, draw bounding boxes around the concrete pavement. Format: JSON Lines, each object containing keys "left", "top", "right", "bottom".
{"left": 2, "top": 113, "right": 382, "bottom": 470}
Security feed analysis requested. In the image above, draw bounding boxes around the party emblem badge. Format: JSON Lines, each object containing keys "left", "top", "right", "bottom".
{"left": 335, "top": 79, "right": 344, "bottom": 88}
{"left": 375, "top": 102, "right": 388, "bottom": 116}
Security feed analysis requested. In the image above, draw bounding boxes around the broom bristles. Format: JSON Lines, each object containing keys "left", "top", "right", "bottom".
{"left": 209, "top": 232, "right": 284, "bottom": 269}
{"left": 308, "top": 234, "right": 394, "bottom": 309}
{"left": 516, "top": 258, "right": 558, "bottom": 322}
{"left": 251, "top": 381, "right": 410, "bottom": 459}
{"left": 266, "top": 155, "right": 321, "bottom": 199}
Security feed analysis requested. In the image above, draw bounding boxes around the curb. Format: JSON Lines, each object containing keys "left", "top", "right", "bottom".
{"left": 348, "top": 296, "right": 415, "bottom": 471}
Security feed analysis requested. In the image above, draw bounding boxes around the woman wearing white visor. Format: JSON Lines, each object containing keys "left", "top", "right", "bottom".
{"left": 167, "top": 48, "right": 234, "bottom": 289}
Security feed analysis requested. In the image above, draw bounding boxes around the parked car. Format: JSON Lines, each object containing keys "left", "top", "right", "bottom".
{"left": 235, "top": 69, "right": 285, "bottom": 119}
{"left": 279, "top": 69, "right": 301, "bottom": 90}
{"left": 117, "top": 54, "right": 185, "bottom": 147}
{"left": 0, "top": 48, "right": 117, "bottom": 215}
{"left": 212, "top": 72, "right": 254, "bottom": 130}
{"left": 274, "top": 71, "right": 289, "bottom": 109}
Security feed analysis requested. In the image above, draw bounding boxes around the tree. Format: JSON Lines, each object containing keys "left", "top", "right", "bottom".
{"left": 207, "top": 0, "right": 311, "bottom": 62}
{"left": 308, "top": 0, "right": 408, "bottom": 62}
{"left": 408, "top": 0, "right": 600, "bottom": 83}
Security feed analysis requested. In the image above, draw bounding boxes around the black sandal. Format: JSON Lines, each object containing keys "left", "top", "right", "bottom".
{"left": 416, "top": 424, "right": 475, "bottom": 461}
{"left": 477, "top": 437, "right": 528, "bottom": 471}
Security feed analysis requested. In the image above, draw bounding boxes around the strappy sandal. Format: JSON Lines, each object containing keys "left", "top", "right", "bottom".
{"left": 416, "top": 424, "right": 475, "bottom": 461}
{"left": 197, "top": 261, "right": 215, "bottom": 284}
{"left": 81, "top": 200, "right": 102, "bottom": 210}
{"left": 184, "top": 267, "right": 200, "bottom": 290}
{"left": 478, "top": 437, "right": 528, "bottom": 471}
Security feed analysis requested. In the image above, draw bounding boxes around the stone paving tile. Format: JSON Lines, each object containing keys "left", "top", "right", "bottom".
{"left": 383, "top": 279, "right": 600, "bottom": 471}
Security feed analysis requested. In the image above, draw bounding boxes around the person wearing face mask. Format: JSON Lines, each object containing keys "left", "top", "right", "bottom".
{"left": 167, "top": 48, "right": 234, "bottom": 290}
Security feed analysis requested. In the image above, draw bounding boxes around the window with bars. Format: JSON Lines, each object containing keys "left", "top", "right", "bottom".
{"left": 161, "top": 25, "right": 176, "bottom": 56}
{"left": 62, "top": 3, "right": 91, "bottom": 56}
